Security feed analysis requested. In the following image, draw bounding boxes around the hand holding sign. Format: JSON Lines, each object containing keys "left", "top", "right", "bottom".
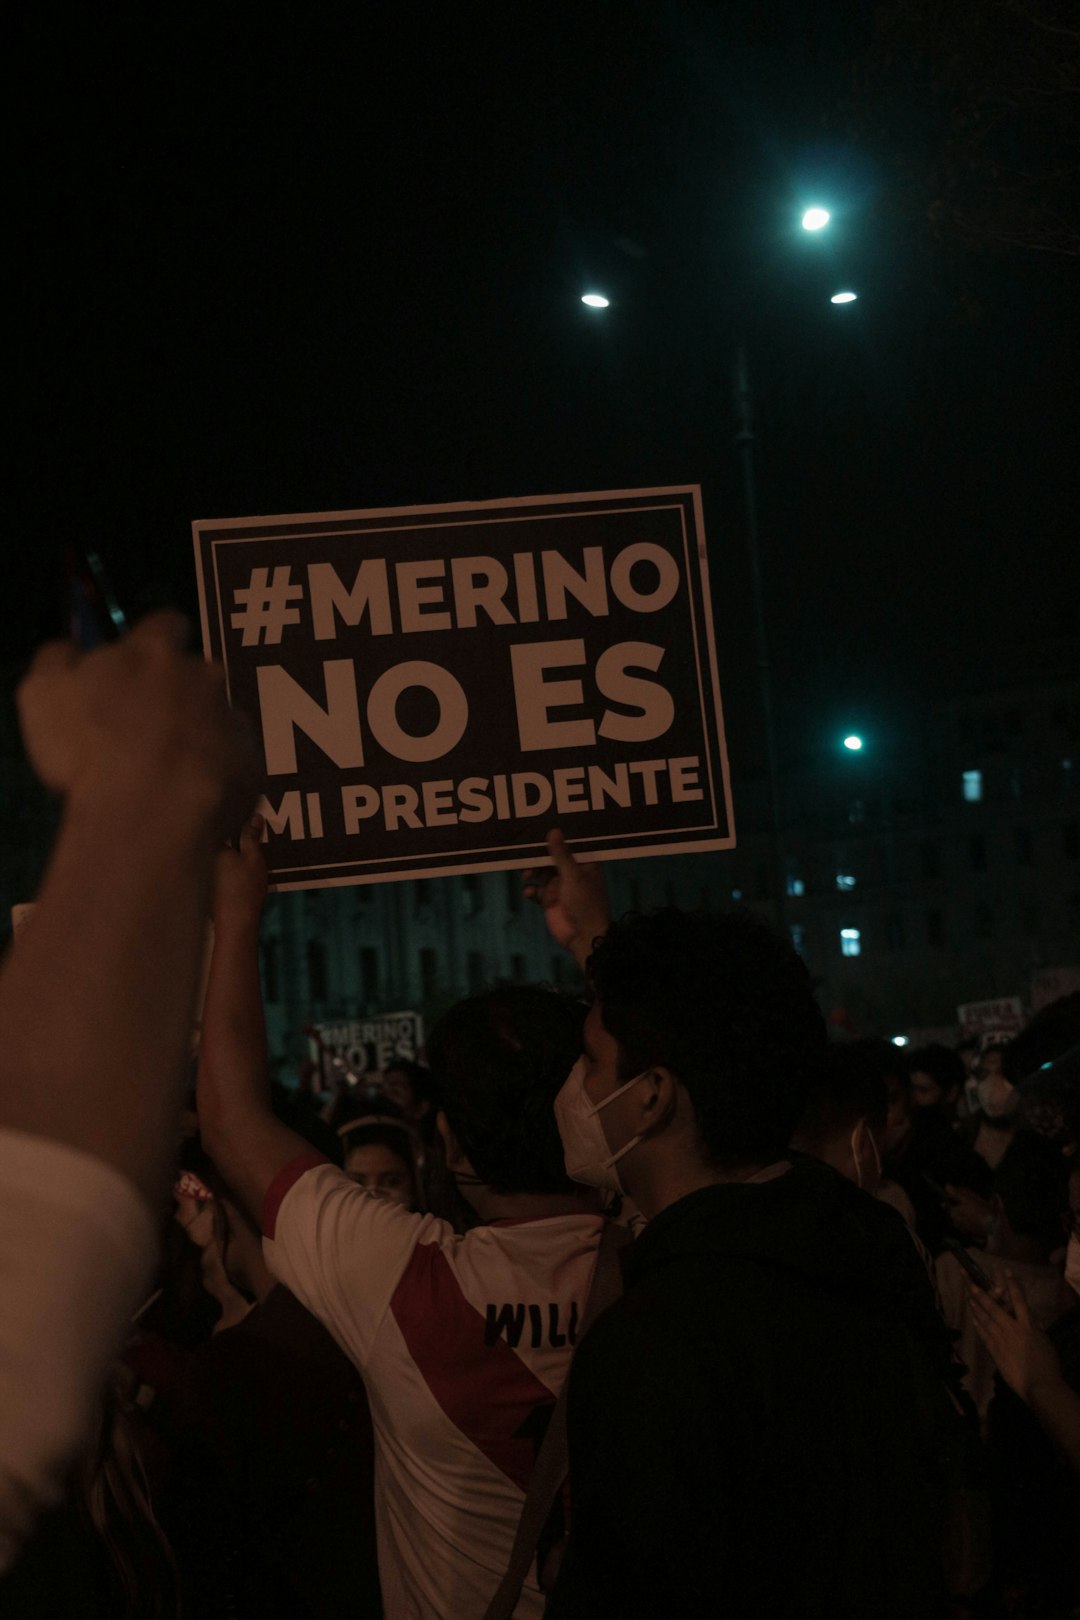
{"left": 523, "top": 828, "right": 611, "bottom": 972}
{"left": 17, "top": 613, "right": 258, "bottom": 839}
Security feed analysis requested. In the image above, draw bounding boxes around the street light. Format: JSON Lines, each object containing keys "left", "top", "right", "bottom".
{"left": 735, "top": 203, "right": 854, "bottom": 933}
{"left": 831, "top": 291, "right": 857, "bottom": 305}
{"left": 581, "top": 292, "right": 610, "bottom": 308}
{"left": 843, "top": 734, "right": 864, "bottom": 751}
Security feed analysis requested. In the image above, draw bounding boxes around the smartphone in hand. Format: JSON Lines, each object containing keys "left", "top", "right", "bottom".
{"left": 66, "top": 547, "right": 128, "bottom": 649}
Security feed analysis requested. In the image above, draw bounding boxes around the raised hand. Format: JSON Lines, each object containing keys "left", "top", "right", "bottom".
{"left": 16, "top": 612, "right": 258, "bottom": 837}
{"left": 212, "top": 813, "right": 269, "bottom": 932}
{"left": 522, "top": 828, "right": 611, "bottom": 970}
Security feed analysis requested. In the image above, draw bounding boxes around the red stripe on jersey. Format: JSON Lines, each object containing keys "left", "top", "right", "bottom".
{"left": 390, "top": 1241, "right": 558, "bottom": 1492}
{"left": 262, "top": 1151, "right": 329, "bottom": 1239}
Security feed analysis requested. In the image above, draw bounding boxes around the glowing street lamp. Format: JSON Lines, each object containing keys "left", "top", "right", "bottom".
{"left": 843, "top": 734, "right": 864, "bottom": 752}
{"left": 581, "top": 292, "right": 610, "bottom": 308}
{"left": 801, "top": 207, "right": 831, "bottom": 232}
{"left": 831, "top": 290, "right": 857, "bottom": 305}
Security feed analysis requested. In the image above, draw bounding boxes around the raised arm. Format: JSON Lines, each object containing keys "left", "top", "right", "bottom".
{"left": 0, "top": 614, "right": 256, "bottom": 1203}
{"left": 523, "top": 829, "right": 612, "bottom": 975}
{"left": 196, "top": 816, "right": 316, "bottom": 1229}
{"left": 0, "top": 615, "right": 256, "bottom": 1569}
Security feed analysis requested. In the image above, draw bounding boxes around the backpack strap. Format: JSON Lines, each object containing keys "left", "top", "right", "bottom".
{"left": 482, "top": 1220, "right": 631, "bottom": 1620}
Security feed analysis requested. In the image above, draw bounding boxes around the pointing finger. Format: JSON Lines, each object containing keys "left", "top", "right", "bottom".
{"left": 546, "top": 828, "right": 576, "bottom": 871}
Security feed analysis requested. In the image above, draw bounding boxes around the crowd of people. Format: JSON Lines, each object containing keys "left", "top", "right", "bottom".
{"left": 1, "top": 620, "right": 1079, "bottom": 1619}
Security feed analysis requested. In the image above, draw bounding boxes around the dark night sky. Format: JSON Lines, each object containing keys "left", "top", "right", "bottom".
{"left": 6, "top": 0, "right": 1077, "bottom": 779}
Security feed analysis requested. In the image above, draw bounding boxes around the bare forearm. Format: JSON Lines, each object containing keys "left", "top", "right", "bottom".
{"left": 1027, "top": 1376, "right": 1080, "bottom": 1474}
{"left": 0, "top": 790, "right": 215, "bottom": 1206}
{"left": 196, "top": 915, "right": 311, "bottom": 1226}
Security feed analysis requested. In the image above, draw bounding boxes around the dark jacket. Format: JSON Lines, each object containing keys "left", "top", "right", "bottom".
{"left": 547, "top": 1157, "right": 962, "bottom": 1620}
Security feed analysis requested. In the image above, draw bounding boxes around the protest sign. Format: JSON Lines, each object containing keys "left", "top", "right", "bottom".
{"left": 957, "top": 996, "right": 1025, "bottom": 1041}
{"left": 308, "top": 1011, "right": 424, "bottom": 1082}
{"left": 193, "top": 487, "right": 734, "bottom": 889}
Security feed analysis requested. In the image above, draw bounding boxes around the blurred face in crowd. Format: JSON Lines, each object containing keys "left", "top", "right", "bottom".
{"left": 974, "top": 1047, "right": 1016, "bottom": 1119}
{"left": 384, "top": 1066, "right": 430, "bottom": 1123}
{"left": 345, "top": 1143, "right": 414, "bottom": 1208}
{"left": 909, "top": 1069, "right": 946, "bottom": 1110}
{"left": 883, "top": 1073, "right": 911, "bottom": 1153}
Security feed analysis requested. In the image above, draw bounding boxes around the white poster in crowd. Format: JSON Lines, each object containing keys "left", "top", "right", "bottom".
{"left": 193, "top": 487, "right": 735, "bottom": 889}
{"left": 1030, "top": 965, "right": 1080, "bottom": 1012}
{"left": 309, "top": 1010, "right": 424, "bottom": 1081}
{"left": 957, "top": 995, "right": 1026, "bottom": 1040}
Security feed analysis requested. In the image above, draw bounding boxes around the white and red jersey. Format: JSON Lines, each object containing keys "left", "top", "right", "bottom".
{"left": 263, "top": 1154, "right": 604, "bottom": 1620}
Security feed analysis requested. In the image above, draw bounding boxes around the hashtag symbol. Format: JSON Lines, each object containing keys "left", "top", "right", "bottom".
{"left": 230, "top": 566, "right": 305, "bottom": 646}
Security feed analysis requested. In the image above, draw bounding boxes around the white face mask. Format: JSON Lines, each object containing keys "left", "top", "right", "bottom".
{"left": 1066, "top": 1233, "right": 1080, "bottom": 1301}
{"left": 976, "top": 1075, "right": 1016, "bottom": 1119}
{"left": 554, "top": 1056, "right": 647, "bottom": 1194}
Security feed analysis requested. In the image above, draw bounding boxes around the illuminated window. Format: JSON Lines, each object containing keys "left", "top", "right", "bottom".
{"left": 962, "top": 770, "right": 983, "bottom": 803}
{"left": 840, "top": 927, "right": 861, "bottom": 958}
{"left": 787, "top": 877, "right": 805, "bottom": 897}
{"left": 835, "top": 873, "right": 856, "bottom": 890}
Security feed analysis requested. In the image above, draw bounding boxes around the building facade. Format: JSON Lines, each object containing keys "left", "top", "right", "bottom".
{"left": 3, "top": 664, "right": 1076, "bottom": 1070}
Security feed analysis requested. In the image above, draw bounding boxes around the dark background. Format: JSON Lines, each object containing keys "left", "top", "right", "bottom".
{"left": 6, "top": 0, "right": 1078, "bottom": 784}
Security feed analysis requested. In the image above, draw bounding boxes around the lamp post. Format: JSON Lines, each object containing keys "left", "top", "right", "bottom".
{"left": 839, "top": 730, "right": 897, "bottom": 894}
{"left": 730, "top": 204, "right": 852, "bottom": 934}
{"left": 734, "top": 341, "right": 787, "bottom": 932}
{"left": 580, "top": 206, "right": 859, "bottom": 941}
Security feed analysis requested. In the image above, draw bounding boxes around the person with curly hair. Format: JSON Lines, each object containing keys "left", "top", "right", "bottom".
{"left": 538, "top": 852, "right": 966, "bottom": 1620}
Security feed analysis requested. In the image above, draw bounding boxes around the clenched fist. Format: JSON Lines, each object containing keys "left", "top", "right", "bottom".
{"left": 16, "top": 612, "right": 259, "bottom": 837}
